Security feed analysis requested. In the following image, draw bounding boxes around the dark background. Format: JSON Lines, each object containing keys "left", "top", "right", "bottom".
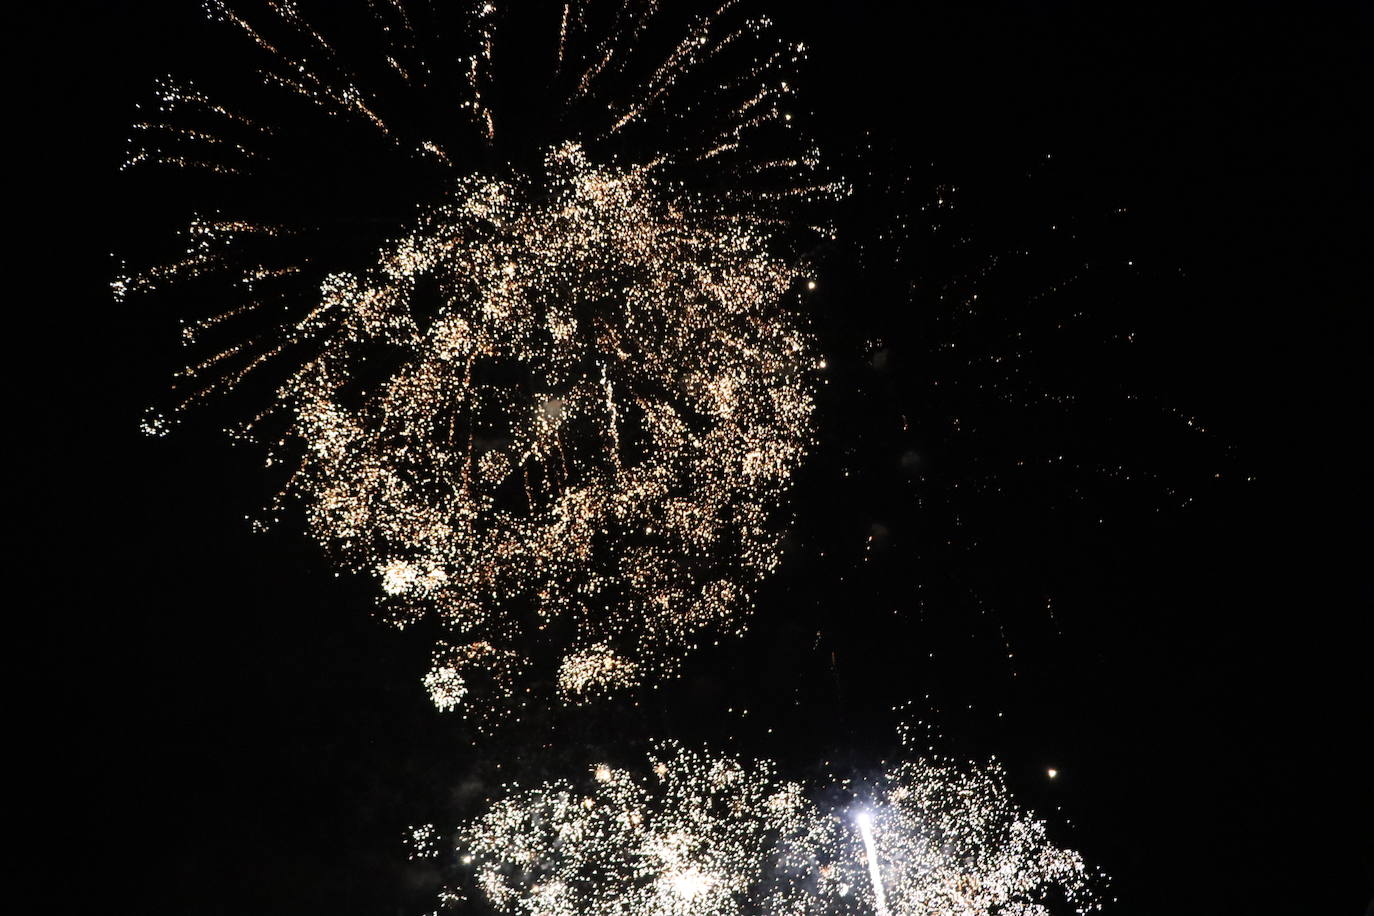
{"left": 16, "top": 1, "right": 1368, "bottom": 914}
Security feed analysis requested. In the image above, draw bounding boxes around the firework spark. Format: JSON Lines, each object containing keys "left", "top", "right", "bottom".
{"left": 432, "top": 743, "right": 1102, "bottom": 915}
{"left": 119, "top": 1, "right": 841, "bottom": 721}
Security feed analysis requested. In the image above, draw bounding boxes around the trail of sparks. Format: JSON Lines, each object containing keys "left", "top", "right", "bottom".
{"left": 856, "top": 811, "right": 890, "bottom": 916}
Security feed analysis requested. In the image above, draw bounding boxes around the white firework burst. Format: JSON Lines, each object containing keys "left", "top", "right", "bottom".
{"left": 439, "top": 743, "right": 1103, "bottom": 915}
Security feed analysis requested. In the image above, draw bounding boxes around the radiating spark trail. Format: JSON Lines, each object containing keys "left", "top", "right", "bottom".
{"left": 856, "top": 810, "right": 890, "bottom": 916}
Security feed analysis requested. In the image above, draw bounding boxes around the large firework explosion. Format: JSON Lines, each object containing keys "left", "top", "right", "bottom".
{"left": 418, "top": 739, "right": 1100, "bottom": 916}
{"left": 118, "top": 0, "right": 841, "bottom": 720}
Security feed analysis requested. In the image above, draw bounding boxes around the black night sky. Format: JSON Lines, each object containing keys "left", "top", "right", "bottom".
{"left": 16, "top": 2, "right": 1369, "bottom": 914}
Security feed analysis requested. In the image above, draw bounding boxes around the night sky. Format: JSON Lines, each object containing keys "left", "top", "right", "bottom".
{"left": 17, "top": 2, "right": 1369, "bottom": 914}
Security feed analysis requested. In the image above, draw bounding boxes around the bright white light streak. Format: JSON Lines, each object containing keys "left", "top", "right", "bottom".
{"left": 856, "top": 810, "right": 890, "bottom": 916}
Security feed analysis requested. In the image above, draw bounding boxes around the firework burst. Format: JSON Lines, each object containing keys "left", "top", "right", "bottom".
{"left": 426, "top": 741, "right": 1101, "bottom": 915}
{"left": 119, "top": 0, "right": 841, "bottom": 720}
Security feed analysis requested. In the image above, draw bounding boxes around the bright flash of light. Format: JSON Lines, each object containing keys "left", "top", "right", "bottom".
{"left": 855, "top": 811, "right": 890, "bottom": 916}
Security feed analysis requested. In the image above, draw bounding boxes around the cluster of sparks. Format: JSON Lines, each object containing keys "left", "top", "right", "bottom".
{"left": 425, "top": 743, "right": 1100, "bottom": 916}
{"left": 120, "top": 0, "right": 840, "bottom": 719}
{"left": 282, "top": 144, "right": 815, "bottom": 714}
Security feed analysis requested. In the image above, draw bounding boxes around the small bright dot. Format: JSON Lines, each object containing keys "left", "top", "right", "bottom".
{"left": 806, "top": 280, "right": 816, "bottom": 290}
{"left": 1047, "top": 768, "right": 1058, "bottom": 779}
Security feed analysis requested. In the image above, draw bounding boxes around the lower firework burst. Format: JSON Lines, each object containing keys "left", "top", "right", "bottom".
{"left": 423, "top": 740, "right": 1102, "bottom": 916}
